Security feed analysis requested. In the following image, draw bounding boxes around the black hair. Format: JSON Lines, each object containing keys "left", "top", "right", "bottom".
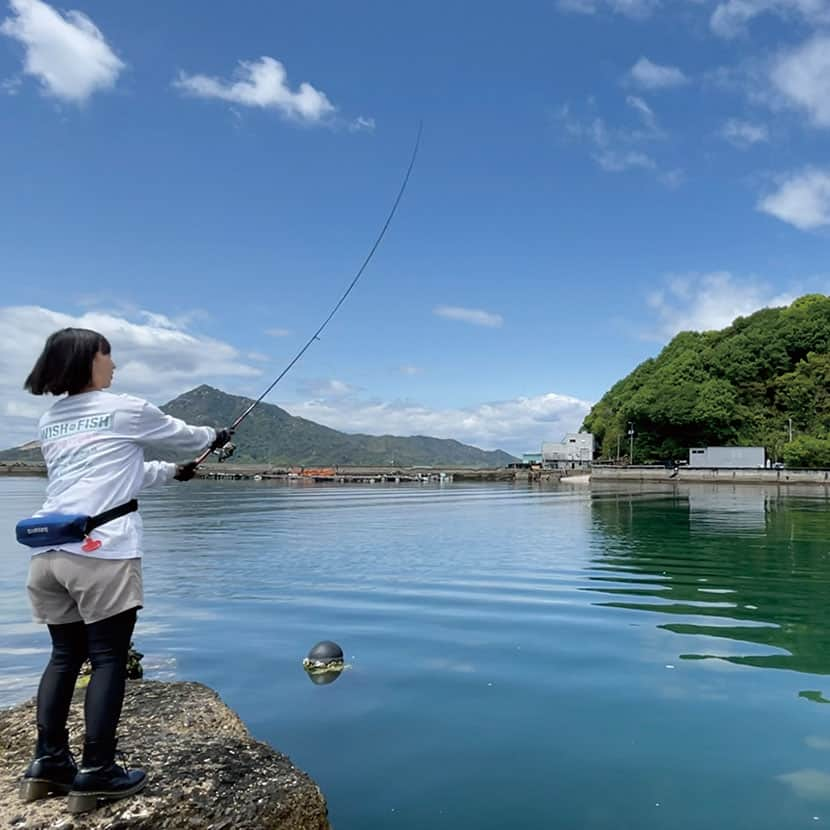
{"left": 24, "top": 328, "right": 111, "bottom": 396}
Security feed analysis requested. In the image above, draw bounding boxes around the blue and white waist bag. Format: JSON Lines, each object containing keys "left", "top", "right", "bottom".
{"left": 15, "top": 500, "right": 138, "bottom": 548}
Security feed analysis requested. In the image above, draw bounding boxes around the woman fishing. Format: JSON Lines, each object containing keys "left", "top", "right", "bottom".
{"left": 18, "top": 327, "right": 232, "bottom": 813}
{"left": 13, "top": 124, "right": 419, "bottom": 816}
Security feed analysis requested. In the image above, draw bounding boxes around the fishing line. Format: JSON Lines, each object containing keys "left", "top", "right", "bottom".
{"left": 196, "top": 122, "right": 423, "bottom": 465}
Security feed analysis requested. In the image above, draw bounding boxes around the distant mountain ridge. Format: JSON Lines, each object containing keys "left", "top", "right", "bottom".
{"left": 0, "top": 385, "right": 517, "bottom": 468}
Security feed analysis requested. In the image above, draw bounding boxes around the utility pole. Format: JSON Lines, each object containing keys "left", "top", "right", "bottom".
{"left": 616, "top": 433, "right": 621, "bottom": 463}
{"left": 628, "top": 422, "right": 635, "bottom": 465}
{"left": 788, "top": 418, "right": 793, "bottom": 442}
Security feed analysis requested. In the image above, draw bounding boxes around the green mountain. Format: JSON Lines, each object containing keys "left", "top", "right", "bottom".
{"left": 164, "top": 385, "right": 516, "bottom": 466}
{"left": 582, "top": 294, "right": 830, "bottom": 467}
{"left": 0, "top": 441, "right": 42, "bottom": 464}
{"left": 1, "top": 385, "right": 516, "bottom": 468}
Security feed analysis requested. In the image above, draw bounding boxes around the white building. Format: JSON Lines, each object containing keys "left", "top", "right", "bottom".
{"left": 542, "top": 433, "right": 595, "bottom": 468}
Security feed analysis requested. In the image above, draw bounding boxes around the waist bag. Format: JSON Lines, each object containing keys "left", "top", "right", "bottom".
{"left": 15, "top": 500, "right": 138, "bottom": 548}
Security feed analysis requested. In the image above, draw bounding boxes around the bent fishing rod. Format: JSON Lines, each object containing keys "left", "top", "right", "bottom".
{"left": 194, "top": 122, "right": 423, "bottom": 466}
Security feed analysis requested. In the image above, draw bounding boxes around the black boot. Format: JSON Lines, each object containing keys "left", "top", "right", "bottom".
{"left": 19, "top": 728, "right": 77, "bottom": 802}
{"left": 66, "top": 738, "right": 146, "bottom": 814}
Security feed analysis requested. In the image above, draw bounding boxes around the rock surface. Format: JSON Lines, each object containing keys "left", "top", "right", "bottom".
{"left": 0, "top": 681, "right": 330, "bottom": 830}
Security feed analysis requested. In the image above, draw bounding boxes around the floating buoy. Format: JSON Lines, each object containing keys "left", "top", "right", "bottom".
{"left": 303, "top": 641, "right": 345, "bottom": 681}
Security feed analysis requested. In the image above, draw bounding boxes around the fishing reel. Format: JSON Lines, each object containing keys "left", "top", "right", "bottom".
{"left": 213, "top": 441, "right": 236, "bottom": 463}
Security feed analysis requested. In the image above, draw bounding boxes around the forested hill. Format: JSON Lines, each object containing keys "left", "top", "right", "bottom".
{"left": 582, "top": 294, "right": 830, "bottom": 467}
{"left": 0, "top": 386, "right": 516, "bottom": 468}
{"left": 158, "top": 385, "right": 516, "bottom": 466}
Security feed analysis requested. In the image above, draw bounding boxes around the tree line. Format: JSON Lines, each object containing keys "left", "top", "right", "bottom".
{"left": 582, "top": 294, "right": 830, "bottom": 468}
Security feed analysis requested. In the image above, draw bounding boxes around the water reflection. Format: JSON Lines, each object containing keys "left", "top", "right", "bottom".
{"left": 688, "top": 488, "right": 767, "bottom": 534}
{"left": 589, "top": 484, "right": 830, "bottom": 678}
{"left": 777, "top": 768, "right": 830, "bottom": 802}
{"left": 305, "top": 668, "right": 345, "bottom": 686}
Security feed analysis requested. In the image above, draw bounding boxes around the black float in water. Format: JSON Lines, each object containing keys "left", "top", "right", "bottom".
{"left": 303, "top": 641, "right": 345, "bottom": 684}
{"left": 306, "top": 641, "right": 343, "bottom": 665}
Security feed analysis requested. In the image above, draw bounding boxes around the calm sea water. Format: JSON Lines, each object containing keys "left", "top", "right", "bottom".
{"left": 3, "top": 476, "right": 830, "bottom": 828}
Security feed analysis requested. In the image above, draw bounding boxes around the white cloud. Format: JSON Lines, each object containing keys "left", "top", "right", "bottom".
{"left": 558, "top": 102, "right": 677, "bottom": 180}
{"left": 1, "top": 76, "right": 21, "bottom": 94}
{"left": 138, "top": 310, "right": 202, "bottom": 330}
{"left": 658, "top": 168, "right": 686, "bottom": 188}
{"left": 399, "top": 365, "right": 423, "bottom": 376}
{"left": 720, "top": 118, "right": 769, "bottom": 147}
{"left": 285, "top": 389, "right": 593, "bottom": 455}
{"left": 295, "top": 378, "right": 357, "bottom": 399}
{"left": 558, "top": 0, "right": 830, "bottom": 34}
{"left": 433, "top": 306, "right": 504, "bottom": 328}
{"left": 557, "top": 0, "right": 661, "bottom": 17}
{"left": 5, "top": 398, "right": 43, "bottom": 419}
{"left": 265, "top": 327, "right": 291, "bottom": 337}
{"left": 174, "top": 56, "right": 335, "bottom": 123}
{"left": 349, "top": 116, "right": 376, "bottom": 133}
{"left": 595, "top": 148, "right": 655, "bottom": 171}
{"left": 770, "top": 35, "right": 830, "bottom": 128}
{"left": 758, "top": 168, "right": 830, "bottom": 230}
{"left": 0, "top": 0, "right": 124, "bottom": 103}
{"left": 711, "top": 0, "right": 830, "bottom": 38}
{"left": 0, "top": 306, "right": 261, "bottom": 448}
{"left": 626, "top": 94, "right": 656, "bottom": 126}
{"left": 629, "top": 57, "right": 689, "bottom": 90}
{"left": 645, "top": 272, "right": 797, "bottom": 339}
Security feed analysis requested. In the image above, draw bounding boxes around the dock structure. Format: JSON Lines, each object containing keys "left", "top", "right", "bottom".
{"left": 198, "top": 464, "right": 565, "bottom": 483}
{"left": 0, "top": 461, "right": 570, "bottom": 484}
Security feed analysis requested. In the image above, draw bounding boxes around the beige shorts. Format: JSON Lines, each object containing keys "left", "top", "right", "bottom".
{"left": 27, "top": 551, "right": 143, "bottom": 626}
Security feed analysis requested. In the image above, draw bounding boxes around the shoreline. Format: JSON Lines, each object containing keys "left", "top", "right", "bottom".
{"left": 0, "top": 680, "right": 330, "bottom": 829}
{"left": 0, "top": 461, "right": 566, "bottom": 483}
{"left": 591, "top": 464, "right": 830, "bottom": 486}
{"left": 8, "top": 460, "right": 830, "bottom": 487}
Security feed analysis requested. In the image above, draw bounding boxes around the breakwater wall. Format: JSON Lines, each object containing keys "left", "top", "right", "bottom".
{"left": 11, "top": 460, "right": 830, "bottom": 486}
{"left": 0, "top": 461, "right": 568, "bottom": 483}
{"left": 0, "top": 462, "right": 45, "bottom": 476}
{"left": 591, "top": 465, "right": 830, "bottom": 486}
{"left": 199, "top": 464, "right": 568, "bottom": 483}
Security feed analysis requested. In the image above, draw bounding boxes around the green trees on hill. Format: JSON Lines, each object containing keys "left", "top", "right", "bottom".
{"left": 160, "top": 385, "right": 517, "bottom": 467}
{"left": 582, "top": 295, "right": 830, "bottom": 467}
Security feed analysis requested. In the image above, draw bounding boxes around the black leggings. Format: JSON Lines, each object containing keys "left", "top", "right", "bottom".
{"left": 37, "top": 608, "right": 137, "bottom": 752}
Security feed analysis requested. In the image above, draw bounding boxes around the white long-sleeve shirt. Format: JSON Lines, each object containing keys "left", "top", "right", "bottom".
{"left": 30, "top": 390, "right": 216, "bottom": 560}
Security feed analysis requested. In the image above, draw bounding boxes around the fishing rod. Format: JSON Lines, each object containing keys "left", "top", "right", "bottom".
{"left": 195, "top": 122, "right": 423, "bottom": 466}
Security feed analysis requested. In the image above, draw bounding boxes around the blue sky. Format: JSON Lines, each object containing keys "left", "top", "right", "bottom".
{"left": 1, "top": 0, "right": 829, "bottom": 454}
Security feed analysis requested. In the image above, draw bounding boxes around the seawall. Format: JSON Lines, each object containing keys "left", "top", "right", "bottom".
{"left": 0, "top": 462, "right": 567, "bottom": 483}
{"left": 591, "top": 465, "right": 830, "bottom": 486}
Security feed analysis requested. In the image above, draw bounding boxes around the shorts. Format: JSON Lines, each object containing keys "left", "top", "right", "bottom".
{"left": 27, "top": 551, "right": 143, "bottom": 625}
